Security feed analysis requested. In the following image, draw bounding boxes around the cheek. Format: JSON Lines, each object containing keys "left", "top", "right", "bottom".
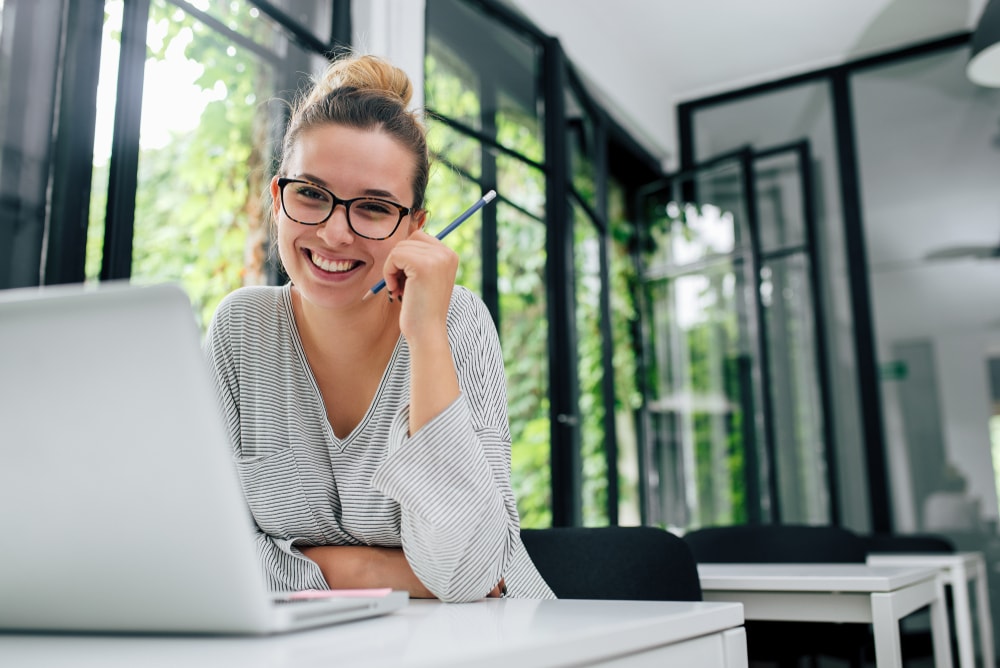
{"left": 276, "top": 220, "right": 299, "bottom": 264}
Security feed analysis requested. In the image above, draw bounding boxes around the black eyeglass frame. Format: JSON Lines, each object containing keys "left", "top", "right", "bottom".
{"left": 276, "top": 177, "right": 413, "bottom": 240}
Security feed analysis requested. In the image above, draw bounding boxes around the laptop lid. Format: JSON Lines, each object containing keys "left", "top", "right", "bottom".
{"left": 0, "top": 283, "right": 405, "bottom": 634}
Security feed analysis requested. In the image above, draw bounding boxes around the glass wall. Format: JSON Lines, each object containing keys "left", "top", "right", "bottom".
{"left": 683, "top": 81, "right": 859, "bottom": 528}
{"left": 852, "top": 46, "right": 1000, "bottom": 639}
{"left": 425, "top": 0, "right": 652, "bottom": 526}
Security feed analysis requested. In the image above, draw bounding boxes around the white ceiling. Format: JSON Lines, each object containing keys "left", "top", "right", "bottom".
{"left": 505, "top": 0, "right": 988, "bottom": 168}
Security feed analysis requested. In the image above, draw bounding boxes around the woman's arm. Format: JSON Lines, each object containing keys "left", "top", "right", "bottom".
{"left": 372, "top": 290, "right": 519, "bottom": 602}
{"left": 298, "top": 545, "right": 434, "bottom": 597}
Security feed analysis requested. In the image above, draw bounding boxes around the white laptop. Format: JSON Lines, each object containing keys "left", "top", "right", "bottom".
{"left": 0, "top": 282, "right": 408, "bottom": 634}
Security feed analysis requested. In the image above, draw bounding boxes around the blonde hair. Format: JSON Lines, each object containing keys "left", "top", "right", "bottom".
{"left": 278, "top": 54, "right": 428, "bottom": 210}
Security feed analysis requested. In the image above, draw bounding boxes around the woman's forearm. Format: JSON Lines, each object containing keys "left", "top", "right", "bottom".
{"left": 299, "top": 545, "right": 435, "bottom": 598}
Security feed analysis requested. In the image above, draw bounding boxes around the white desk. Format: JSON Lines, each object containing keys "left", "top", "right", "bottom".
{"left": 698, "top": 563, "right": 951, "bottom": 668}
{"left": 867, "top": 552, "right": 994, "bottom": 668}
{"left": 0, "top": 598, "right": 748, "bottom": 668}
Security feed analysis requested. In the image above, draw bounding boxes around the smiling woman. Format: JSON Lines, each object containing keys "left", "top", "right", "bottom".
{"left": 202, "top": 52, "right": 556, "bottom": 603}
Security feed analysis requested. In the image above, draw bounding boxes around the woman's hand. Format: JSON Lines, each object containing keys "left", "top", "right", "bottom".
{"left": 380, "top": 228, "right": 462, "bottom": 435}
{"left": 380, "top": 229, "right": 458, "bottom": 345}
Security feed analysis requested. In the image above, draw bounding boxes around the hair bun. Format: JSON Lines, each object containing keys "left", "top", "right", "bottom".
{"left": 315, "top": 54, "right": 413, "bottom": 107}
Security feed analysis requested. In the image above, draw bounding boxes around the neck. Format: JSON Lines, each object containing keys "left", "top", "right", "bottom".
{"left": 290, "top": 285, "right": 400, "bottom": 356}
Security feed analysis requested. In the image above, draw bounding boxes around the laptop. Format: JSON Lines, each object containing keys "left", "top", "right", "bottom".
{"left": 0, "top": 282, "right": 408, "bottom": 634}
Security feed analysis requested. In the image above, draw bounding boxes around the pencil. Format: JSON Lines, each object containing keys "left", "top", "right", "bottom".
{"left": 361, "top": 189, "right": 498, "bottom": 301}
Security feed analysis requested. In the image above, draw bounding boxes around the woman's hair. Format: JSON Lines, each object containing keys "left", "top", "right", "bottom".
{"left": 277, "top": 54, "right": 429, "bottom": 211}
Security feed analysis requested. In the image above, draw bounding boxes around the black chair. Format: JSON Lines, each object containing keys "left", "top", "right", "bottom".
{"left": 520, "top": 526, "right": 702, "bottom": 601}
{"left": 684, "top": 524, "right": 870, "bottom": 668}
{"left": 684, "top": 523, "right": 870, "bottom": 564}
{"left": 864, "top": 532, "right": 955, "bottom": 555}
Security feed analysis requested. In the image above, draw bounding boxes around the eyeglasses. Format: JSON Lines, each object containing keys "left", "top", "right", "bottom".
{"left": 276, "top": 177, "right": 412, "bottom": 240}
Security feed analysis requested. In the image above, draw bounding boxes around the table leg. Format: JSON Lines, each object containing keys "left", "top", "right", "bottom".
{"left": 930, "top": 577, "right": 956, "bottom": 668}
{"left": 950, "top": 563, "right": 975, "bottom": 668}
{"left": 721, "top": 627, "right": 748, "bottom": 668}
{"left": 974, "top": 556, "right": 995, "bottom": 668}
{"left": 871, "top": 594, "right": 904, "bottom": 668}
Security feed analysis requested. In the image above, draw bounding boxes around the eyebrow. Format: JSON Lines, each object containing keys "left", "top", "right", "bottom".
{"left": 294, "top": 173, "right": 403, "bottom": 202}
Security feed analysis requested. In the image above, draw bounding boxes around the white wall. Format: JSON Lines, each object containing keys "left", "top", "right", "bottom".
{"left": 351, "top": 0, "right": 426, "bottom": 113}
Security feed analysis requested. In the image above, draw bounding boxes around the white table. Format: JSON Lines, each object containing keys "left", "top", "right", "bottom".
{"left": 867, "top": 552, "right": 994, "bottom": 668}
{"left": 698, "top": 563, "right": 951, "bottom": 668}
{"left": 0, "top": 598, "right": 748, "bottom": 668}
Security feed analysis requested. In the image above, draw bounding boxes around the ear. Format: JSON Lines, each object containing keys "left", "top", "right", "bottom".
{"left": 269, "top": 176, "right": 282, "bottom": 218}
{"left": 411, "top": 209, "right": 427, "bottom": 231}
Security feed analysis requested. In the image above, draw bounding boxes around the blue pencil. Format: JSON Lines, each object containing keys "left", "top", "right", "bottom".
{"left": 362, "top": 189, "right": 497, "bottom": 301}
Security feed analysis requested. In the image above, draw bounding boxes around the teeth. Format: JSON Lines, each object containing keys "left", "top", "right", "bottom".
{"left": 310, "top": 252, "right": 357, "bottom": 273}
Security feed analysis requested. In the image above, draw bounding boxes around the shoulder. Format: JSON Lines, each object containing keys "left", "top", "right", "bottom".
{"left": 207, "top": 284, "right": 290, "bottom": 342}
{"left": 445, "top": 286, "right": 502, "bottom": 362}
{"left": 216, "top": 284, "right": 288, "bottom": 315}
{"left": 447, "top": 285, "right": 491, "bottom": 325}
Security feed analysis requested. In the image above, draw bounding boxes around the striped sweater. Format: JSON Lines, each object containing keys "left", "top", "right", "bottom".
{"left": 203, "top": 283, "right": 554, "bottom": 602}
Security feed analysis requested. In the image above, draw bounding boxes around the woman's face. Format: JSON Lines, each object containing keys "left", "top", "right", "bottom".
{"left": 272, "top": 124, "right": 424, "bottom": 310}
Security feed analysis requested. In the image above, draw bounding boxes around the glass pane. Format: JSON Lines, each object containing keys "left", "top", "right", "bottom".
{"left": 853, "top": 46, "right": 1000, "bottom": 543}
{"left": 641, "top": 162, "right": 762, "bottom": 529}
{"left": 427, "top": 119, "right": 482, "bottom": 182}
{"left": 425, "top": 0, "right": 542, "bottom": 163}
{"left": 690, "top": 80, "right": 868, "bottom": 527}
{"left": 761, "top": 254, "right": 828, "bottom": 522}
{"left": 0, "top": 0, "right": 60, "bottom": 288}
{"left": 755, "top": 152, "right": 805, "bottom": 253}
{"left": 496, "top": 153, "right": 544, "bottom": 220}
{"left": 573, "top": 202, "right": 607, "bottom": 525}
{"left": 266, "top": 0, "right": 333, "bottom": 45}
{"left": 497, "top": 89, "right": 543, "bottom": 165}
{"left": 567, "top": 86, "right": 596, "bottom": 209}
{"left": 609, "top": 179, "right": 641, "bottom": 525}
{"left": 498, "top": 202, "right": 550, "bottom": 527}
{"left": 424, "top": 171, "right": 482, "bottom": 294}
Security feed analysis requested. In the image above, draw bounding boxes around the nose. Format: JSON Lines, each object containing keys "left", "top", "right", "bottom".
{"left": 316, "top": 203, "right": 354, "bottom": 245}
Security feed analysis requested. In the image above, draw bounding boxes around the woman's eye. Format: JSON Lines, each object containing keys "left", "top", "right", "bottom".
{"left": 295, "top": 185, "right": 329, "bottom": 202}
{"left": 357, "top": 200, "right": 394, "bottom": 216}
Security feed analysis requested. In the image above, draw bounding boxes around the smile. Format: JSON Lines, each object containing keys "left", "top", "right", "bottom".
{"left": 308, "top": 250, "right": 361, "bottom": 273}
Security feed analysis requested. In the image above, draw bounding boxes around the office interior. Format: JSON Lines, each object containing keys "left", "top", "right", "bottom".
{"left": 3, "top": 0, "right": 1000, "bottom": 659}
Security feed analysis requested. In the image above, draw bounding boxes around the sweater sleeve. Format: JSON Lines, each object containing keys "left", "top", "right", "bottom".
{"left": 370, "top": 291, "right": 519, "bottom": 602}
{"left": 202, "top": 292, "right": 327, "bottom": 592}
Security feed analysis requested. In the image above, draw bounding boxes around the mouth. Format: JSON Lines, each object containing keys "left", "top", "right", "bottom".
{"left": 306, "top": 250, "right": 363, "bottom": 275}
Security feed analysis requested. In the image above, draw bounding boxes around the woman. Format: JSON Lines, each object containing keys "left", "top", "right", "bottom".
{"left": 203, "top": 53, "right": 554, "bottom": 602}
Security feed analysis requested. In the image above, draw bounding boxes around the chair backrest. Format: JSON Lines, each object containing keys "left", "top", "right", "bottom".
{"left": 683, "top": 524, "right": 869, "bottom": 563}
{"left": 863, "top": 532, "right": 955, "bottom": 554}
{"left": 520, "top": 526, "right": 702, "bottom": 601}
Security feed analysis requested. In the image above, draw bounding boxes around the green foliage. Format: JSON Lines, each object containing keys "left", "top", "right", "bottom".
{"left": 95, "top": 0, "right": 270, "bottom": 328}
